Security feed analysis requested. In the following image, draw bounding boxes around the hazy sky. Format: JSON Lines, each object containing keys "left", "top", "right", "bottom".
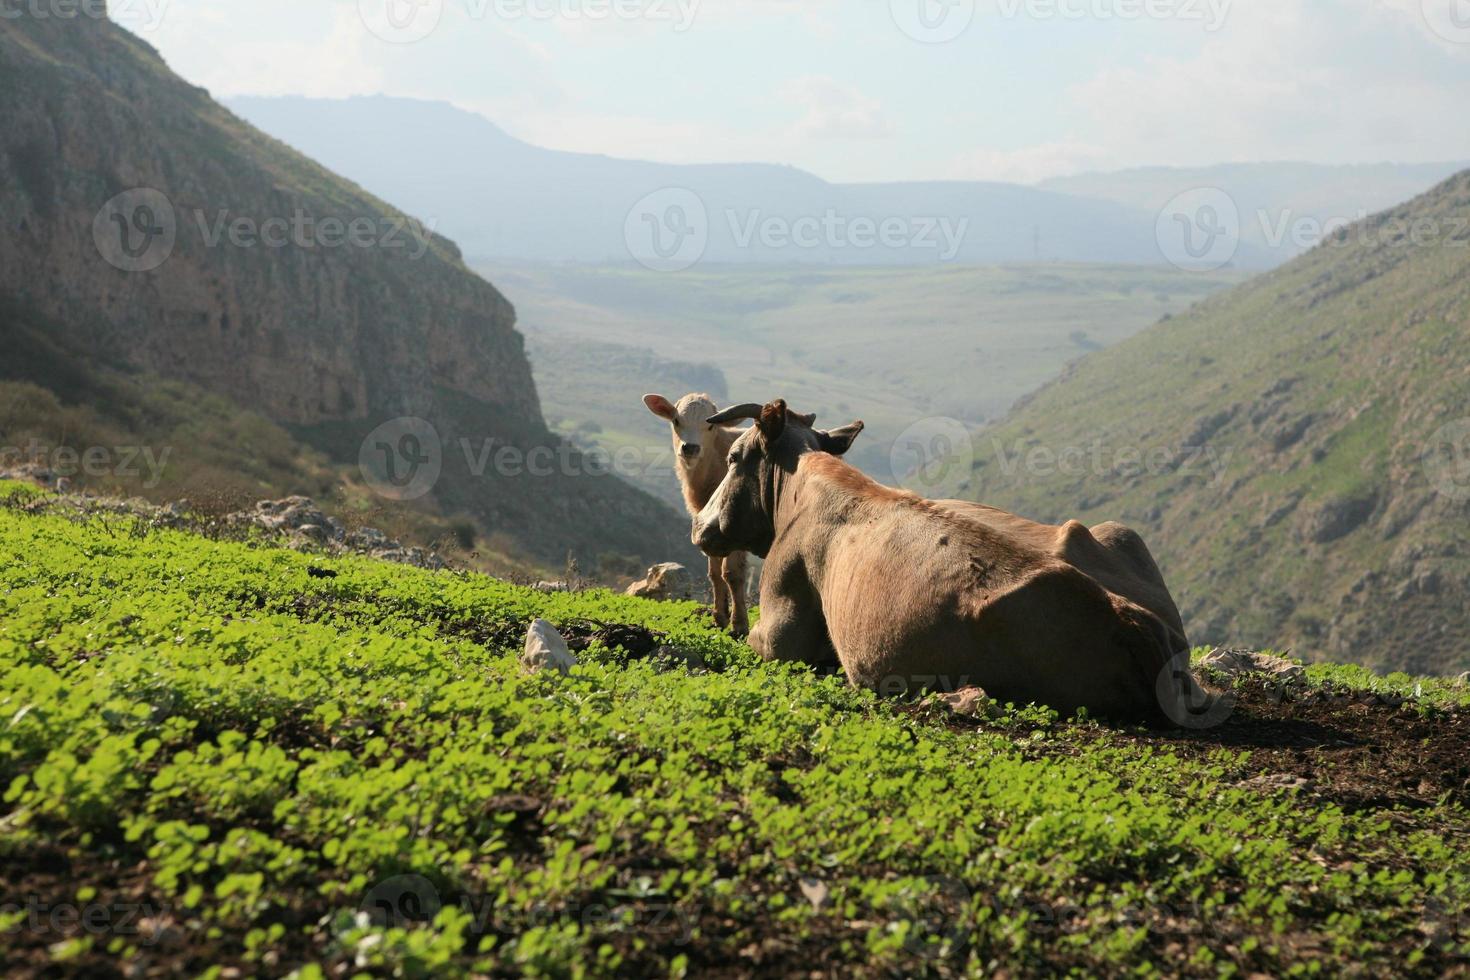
{"left": 117, "top": 0, "right": 1470, "bottom": 183}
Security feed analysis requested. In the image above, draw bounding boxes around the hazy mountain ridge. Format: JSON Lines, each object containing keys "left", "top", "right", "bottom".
{"left": 0, "top": 15, "right": 691, "bottom": 573}
{"left": 227, "top": 96, "right": 1464, "bottom": 272}
{"left": 966, "top": 170, "right": 1470, "bottom": 674}
{"left": 226, "top": 95, "right": 1194, "bottom": 267}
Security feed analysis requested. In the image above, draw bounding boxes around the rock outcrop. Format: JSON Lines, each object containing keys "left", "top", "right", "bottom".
{"left": 0, "top": 17, "right": 534, "bottom": 430}
{"left": 0, "top": 13, "right": 695, "bottom": 573}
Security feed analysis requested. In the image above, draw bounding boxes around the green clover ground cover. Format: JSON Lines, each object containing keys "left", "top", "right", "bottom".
{"left": 0, "top": 482, "right": 1467, "bottom": 977}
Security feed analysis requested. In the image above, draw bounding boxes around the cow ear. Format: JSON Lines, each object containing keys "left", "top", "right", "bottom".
{"left": 791, "top": 411, "right": 817, "bottom": 428}
{"left": 757, "top": 399, "right": 788, "bottom": 443}
{"left": 643, "top": 394, "right": 677, "bottom": 421}
{"left": 817, "top": 421, "right": 865, "bottom": 456}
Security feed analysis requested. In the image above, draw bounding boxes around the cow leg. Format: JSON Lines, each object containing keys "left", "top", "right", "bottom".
{"left": 748, "top": 556, "right": 836, "bottom": 669}
{"left": 749, "top": 594, "right": 833, "bottom": 667}
{"left": 708, "top": 556, "right": 731, "bottom": 629}
{"left": 724, "top": 552, "right": 749, "bottom": 638}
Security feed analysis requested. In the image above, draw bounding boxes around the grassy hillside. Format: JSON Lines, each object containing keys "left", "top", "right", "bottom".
{"left": 3, "top": 481, "right": 1468, "bottom": 976}
{"left": 965, "top": 171, "right": 1470, "bottom": 676}
{"left": 480, "top": 262, "right": 1245, "bottom": 507}
{"left": 0, "top": 299, "right": 550, "bottom": 579}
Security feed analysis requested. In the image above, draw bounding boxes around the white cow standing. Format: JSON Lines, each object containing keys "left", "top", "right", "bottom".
{"left": 643, "top": 393, "right": 751, "bottom": 637}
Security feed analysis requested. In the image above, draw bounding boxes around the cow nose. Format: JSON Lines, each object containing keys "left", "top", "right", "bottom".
{"left": 680, "top": 444, "right": 701, "bottom": 459}
{"left": 692, "top": 517, "right": 725, "bottom": 555}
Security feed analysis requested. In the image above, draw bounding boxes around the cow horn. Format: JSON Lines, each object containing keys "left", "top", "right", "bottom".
{"left": 707, "top": 403, "right": 763, "bottom": 427}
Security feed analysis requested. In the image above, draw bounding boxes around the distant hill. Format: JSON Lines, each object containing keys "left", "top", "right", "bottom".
{"left": 964, "top": 170, "right": 1470, "bottom": 675}
{"left": 1044, "top": 162, "right": 1469, "bottom": 263}
{"left": 0, "top": 14, "right": 691, "bottom": 575}
{"left": 226, "top": 96, "right": 1197, "bottom": 267}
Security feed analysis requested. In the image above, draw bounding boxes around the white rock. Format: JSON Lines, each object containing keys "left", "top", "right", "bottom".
{"left": 522, "top": 619, "right": 577, "bottom": 675}
{"left": 798, "top": 878, "right": 830, "bottom": 911}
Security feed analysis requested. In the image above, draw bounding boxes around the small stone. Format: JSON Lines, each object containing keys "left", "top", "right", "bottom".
{"left": 522, "top": 620, "right": 577, "bottom": 675}
{"left": 626, "top": 562, "right": 691, "bottom": 600}
{"left": 799, "top": 878, "right": 830, "bottom": 911}
{"left": 936, "top": 686, "right": 994, "bottom": 719}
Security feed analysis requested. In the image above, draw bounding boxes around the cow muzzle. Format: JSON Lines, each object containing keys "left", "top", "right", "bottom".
{"left": 691, "top": 516, "right": 731, "bottom": 557}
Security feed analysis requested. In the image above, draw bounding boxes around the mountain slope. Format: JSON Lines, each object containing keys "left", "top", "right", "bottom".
{"left": 226, "top": 96, "right": 1191, "bottom": 267}
{"left": 0, "top": 14, "right": 691, "bottom": 573}
{"left": 965, "top": 171, "right": 1470, "bottom": 674}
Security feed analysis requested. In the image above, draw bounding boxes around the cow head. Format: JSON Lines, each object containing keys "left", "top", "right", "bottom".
{"left": 643, "top": 393, "right": 741, "bottom": 465}
{"left": 692, "top": 398, "right": 864, "bottom": 558}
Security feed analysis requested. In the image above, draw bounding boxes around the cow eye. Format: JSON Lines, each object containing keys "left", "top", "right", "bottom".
{"left": 728, "top": 452, "right": 739, "bottom": 465}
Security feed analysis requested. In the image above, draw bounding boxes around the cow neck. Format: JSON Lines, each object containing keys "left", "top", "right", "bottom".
{"left": 773, "top": 453, "right": 854, "bottom": 589}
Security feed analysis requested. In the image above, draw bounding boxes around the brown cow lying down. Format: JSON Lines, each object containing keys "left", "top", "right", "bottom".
{"left": 691, "top": 398, "right": 1204, "bottom": 726}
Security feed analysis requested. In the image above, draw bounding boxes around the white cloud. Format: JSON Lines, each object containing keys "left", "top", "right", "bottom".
{"left": 1079, "top": 1, "right": 1470, "bottom": 162}
{"left": 779, "top": 75, "right": 895, "bottom": 141}
{"left": 147, "top": 5, "right": 384, "bottom": 98}
{"left": 949, "top": 0, "right": 1470, "bottom": 182}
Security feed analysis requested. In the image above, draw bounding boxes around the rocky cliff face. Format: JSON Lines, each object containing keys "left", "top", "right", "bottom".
{"left": 0, "top": 15, "right": 538, "bottom": 430}
{"left": 0, "top": 13, "right": 692, "bottom": 571}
